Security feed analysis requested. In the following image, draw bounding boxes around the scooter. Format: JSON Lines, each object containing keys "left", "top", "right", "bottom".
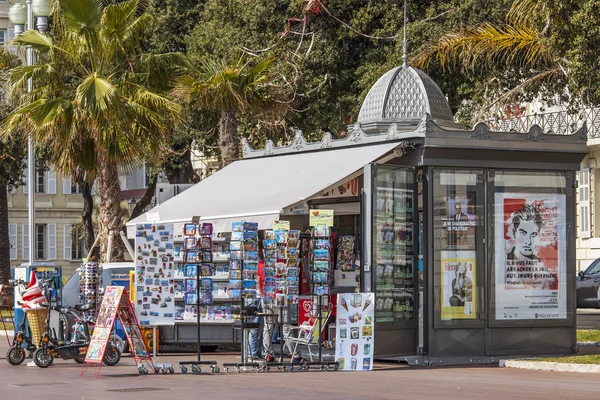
{"left": 5, "top": 279, "right": 36, "bottom": 365}
{"left": 32, "top": 281, "right": 121, "bottom": 368}
{"left": 33, "top": 303, "right": 121, "bottom": 368}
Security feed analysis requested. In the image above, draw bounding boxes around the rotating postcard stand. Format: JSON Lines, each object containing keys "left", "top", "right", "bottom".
{"left": 223, "top": 221, "right": 262, "bottom": 373}
{"left": 179, "top": 222, "right": 220, "bottom": 374}
{"left": 81, "top": 286, "right": 155, "bottom": 378}
{"left": 306, "top": 224, "right": 339, "bottom": 371}
{"left": 260, "top": 225, "right": 302, "bottom": 372}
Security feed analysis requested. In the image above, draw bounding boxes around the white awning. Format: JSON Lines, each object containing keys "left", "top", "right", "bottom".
{"left": 127, "top": 142, "right": 399, "bottom": 235}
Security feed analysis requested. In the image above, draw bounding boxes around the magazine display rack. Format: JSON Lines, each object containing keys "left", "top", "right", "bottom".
{"left": 178, "top": 223, "right": 220, "bottom": 374}
{"left": 223, "top": 221, "right": 261, "bottom": 373}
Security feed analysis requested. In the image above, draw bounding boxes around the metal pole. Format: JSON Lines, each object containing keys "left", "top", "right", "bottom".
{"left": 26, "top": 0, "right": 35, "bottom": 266}
{"left": 196, "top": 258, "right": 201, "bottom": 363}
{"left": 318, "top": 295, "right": 322, "bottom": 362}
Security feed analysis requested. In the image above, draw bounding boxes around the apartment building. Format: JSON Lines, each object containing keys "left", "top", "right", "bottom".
{"left": 8, "top": 165, "right": 88, "bottom": 278}
{"left": 491, "top": 101, "right": 600, "bottom": 272}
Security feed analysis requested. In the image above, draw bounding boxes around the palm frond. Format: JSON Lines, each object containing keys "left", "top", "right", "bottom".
{"left": 507, "top": 0, "right": 548, "bottom": 26}
{"left": 9, "top": 30, "right": 54, "bottom": 54}
{"left": 76, "top": 74, "right": 118, "bottom": 114}
{"left": 58, "top": 0, "right": 101, "bottom": 36}
{"left": 413, "top": 23, "right": 552, "bottom": 71}
{"left": 8, "top": 64, "right": 59, "bottom": 96}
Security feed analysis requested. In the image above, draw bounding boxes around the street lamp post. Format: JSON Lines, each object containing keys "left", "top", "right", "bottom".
{"left": 8, "top": 0, "right": 50, "bottom": 265}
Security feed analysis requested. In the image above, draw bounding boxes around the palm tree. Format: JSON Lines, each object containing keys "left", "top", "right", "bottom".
{"left": 412, "top": 0, "right": 563, "bottom": 120}
{"left": 173, "top": 55, "right": 286, "bottom": 168}
{"left": 2, "top": 0, "right": 181, "bottom": 262}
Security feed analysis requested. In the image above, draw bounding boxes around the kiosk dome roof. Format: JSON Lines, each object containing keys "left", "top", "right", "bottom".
{"left": 357, "top": 66, "right": 454, "bottom": 123}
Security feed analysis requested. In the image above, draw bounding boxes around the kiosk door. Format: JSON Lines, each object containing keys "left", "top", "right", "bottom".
{"left": 364, "top": 164, "right": 418, "bottom": 357}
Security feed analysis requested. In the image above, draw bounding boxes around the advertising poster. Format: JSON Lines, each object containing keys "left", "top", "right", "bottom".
{"left": 335, "top": 293, "right": 375, "bottom": 371}
{"left": 441, "top": 251, "right": 476, "bottom": 320}
{"left": 134, "top": 223, "right": 175, "bottom": 326}
{"left": 494, "top": 193, "right": 567, "bottom": 320}
{"left": 85, "top": 286, "right": 123, "bottom": 363}
{"left": 441, "top": 196, "right": 477, "bottom": 250}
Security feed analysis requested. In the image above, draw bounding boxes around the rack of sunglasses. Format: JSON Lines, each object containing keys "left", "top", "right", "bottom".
{"left": 178, "top": 222, "right": 220, "bottom": 374}
{"left": 79, "top": 262, "right": 103, "bottom": 321}
{"left": 223, "top": 221, "right": 262, "bottom": 373}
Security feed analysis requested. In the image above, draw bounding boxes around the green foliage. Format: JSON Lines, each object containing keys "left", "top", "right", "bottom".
{"left": 0, "top": 49, "right": 26, "bottom": 189}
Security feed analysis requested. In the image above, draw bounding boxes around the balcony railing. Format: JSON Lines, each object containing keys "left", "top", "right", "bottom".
{"left": 488, "top": 108, "right": 600, "bottom": 138}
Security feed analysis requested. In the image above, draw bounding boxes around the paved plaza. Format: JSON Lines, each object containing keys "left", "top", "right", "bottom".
{"left": 0, "top": 337, "right": 598, "bottom": 400}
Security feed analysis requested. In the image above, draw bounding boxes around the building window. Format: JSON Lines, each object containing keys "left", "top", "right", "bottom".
{"left": 35, "top": 171, "right": 45, "bottom": 193}
{"left": 36, "top": 224, "right": 46, "bottom": 260}
{"left": 0, "top": 30, "right": 5, "bottom": 46}
{"left": 71, "top": 227, "right": 85, "bottom": 260}
{"left": 579, "top": 168, "right": 591, "bottom": 238}
{"left": 70, "top": 182, "right": 80, "bottom": 194}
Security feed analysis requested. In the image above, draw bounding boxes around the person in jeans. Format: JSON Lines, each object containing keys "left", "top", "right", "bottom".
{"left": 247, "top": 254, "right": 264, "bottom": 359}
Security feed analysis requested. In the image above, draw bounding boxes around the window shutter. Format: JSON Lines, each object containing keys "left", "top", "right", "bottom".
{"left": 48, "top": 167, "right": 56, "bottom": 194}
{"left": 22, "top": 224, "right": 29, "bottom": 261}
{"left": 579, "top": 168, "right": 591, "bottom": 238}
{"left": 63, "top": 177, "right": 72, "bottom": 194}
{"left": 23, "top": 164, "right": 28, "bottom": 194}
{"left": 63, "top": 224, "right": 72, "bottom": 261}
{"left": 48, "top": 224, "right": 56, "bottom": 260}
{"left": 9, "top": 223, "right": 17, "bottom": 260}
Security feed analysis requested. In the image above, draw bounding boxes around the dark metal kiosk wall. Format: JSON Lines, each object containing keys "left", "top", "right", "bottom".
{"left": 425, "top": 166, "right": 577, "bottom": 357}
{"left": 365, "top": 122, "right": 586, "bottom": 359}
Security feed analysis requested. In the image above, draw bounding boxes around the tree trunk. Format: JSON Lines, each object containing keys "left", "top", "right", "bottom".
{"left": 218, "top": 109, "right": 239, "bottom": 168}
{"left": 0, "top": 182, "right": 11, "bottom": 303}
{"left": 127, "top": 171, "right": 159, "bottom": 223}
{"left": 96, "top": 154, "right": 124, "bottom": 262}
{"left": 165, "top": 147, "right": 201, "bottom": 184}
{"left": 79, "top": 177, "right": 97, "bottom": 259}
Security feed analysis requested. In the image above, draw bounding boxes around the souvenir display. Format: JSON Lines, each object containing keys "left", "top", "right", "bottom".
{"left": 336, "top": 236, "right": 356, "bottom": 271}
{"left": 229, "top": 221, "right": 259, "bottom": 318}
{"left": 134, "top": 223, "right": 175, "bottom": 326}
{"left": 174, "top": 223, "right": 222, "bottom": 322}
{"left": 310, "top": 225, "right": 332, "bottom": 295}
{"left": 79, "top": 262, "right": 103, "bottom": 321}
{"left": 335, "top": 292, "right": 375, "bottom": 371}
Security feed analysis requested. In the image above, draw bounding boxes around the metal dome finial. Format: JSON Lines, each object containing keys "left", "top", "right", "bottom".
{"left": 402, "top": 0, "right": 408, "bottom": 68}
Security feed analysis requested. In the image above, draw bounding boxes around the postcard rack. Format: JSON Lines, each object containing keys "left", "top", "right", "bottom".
{"left": 179, "top": 222, "right": 220, "bottom": 374}
{"left": 306, "top": 225, "right": 338, "bottom": 371}
{"left": 223, "top": 221, "right": 262, "bottom": 373}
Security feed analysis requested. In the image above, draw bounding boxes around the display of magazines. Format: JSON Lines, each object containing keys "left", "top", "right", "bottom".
{"left": 373, "top": 167, "right": 415, "bottom": 323}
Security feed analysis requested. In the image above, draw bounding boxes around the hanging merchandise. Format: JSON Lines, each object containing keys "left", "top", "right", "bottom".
{"left": 336, "top": 236, "right": 356, "bottom": 271}
{"left": 79, "top": 262, "right": 103, "bottom": 321}
{"left": 334, "top": 293, "right": 375, "bottom": 371}
{"left": 134, "top": 223, "right": 175, "bottom": 326}
{"left": 178, "top": 222, "right": 220, "bottom": 374}
{"left": 311, "top": 225, "right": 332, "bottom": 296}
{"left": 223, "top": 221, "right": 262, "bottom": 372}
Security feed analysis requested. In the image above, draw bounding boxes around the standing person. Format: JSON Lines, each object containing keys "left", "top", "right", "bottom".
{"left": 248, "top": 253, "right": 264, "bottom": 360}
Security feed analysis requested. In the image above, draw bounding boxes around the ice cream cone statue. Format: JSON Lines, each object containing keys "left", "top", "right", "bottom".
{"left": 21, "top": 272, "right": 48, "bottom": 346}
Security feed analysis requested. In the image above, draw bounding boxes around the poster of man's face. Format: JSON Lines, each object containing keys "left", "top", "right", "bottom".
{"left": 507, "top": 204, "right": 542, "bottom": 261}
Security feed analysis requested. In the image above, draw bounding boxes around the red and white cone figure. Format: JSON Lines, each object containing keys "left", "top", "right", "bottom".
{"left": 21, "top": 271, "right": 48, "bottom": 346}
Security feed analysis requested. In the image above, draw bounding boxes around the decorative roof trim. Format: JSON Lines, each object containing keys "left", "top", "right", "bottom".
{"left": 242, "top": 114, "right": 430, "bottom": 159}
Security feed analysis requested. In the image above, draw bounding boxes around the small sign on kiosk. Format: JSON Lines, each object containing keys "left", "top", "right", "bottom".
{"left": 309, "top": 209, "right": 334, "bottom": 227}
{"left": 81, "top": 286, "right": 155, "bottom": 378}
